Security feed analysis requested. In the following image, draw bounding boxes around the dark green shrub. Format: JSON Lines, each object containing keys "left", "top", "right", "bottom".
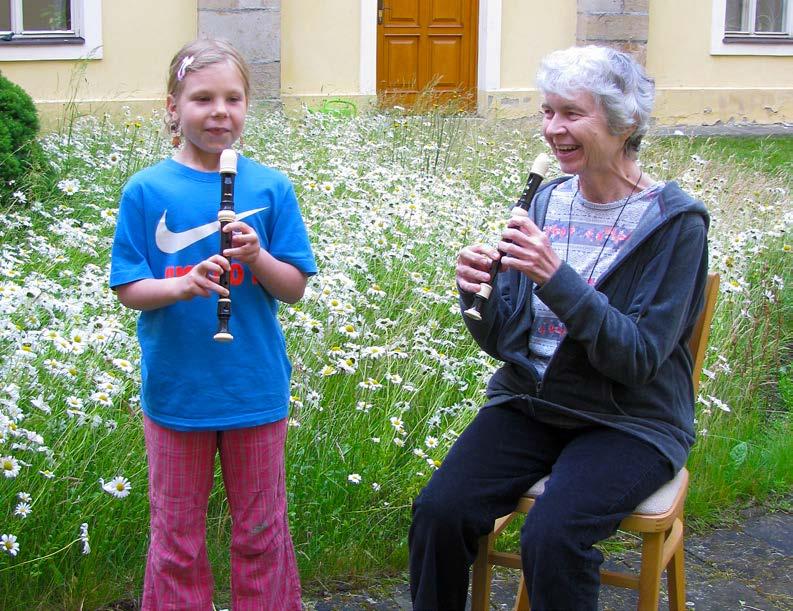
{"left": 0, "top": 71, "right": 44, "bottom": 195}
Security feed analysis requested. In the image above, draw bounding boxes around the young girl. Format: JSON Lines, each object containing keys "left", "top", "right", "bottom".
{"left": 110, "top": 39, "right": 316, "bottom": 610}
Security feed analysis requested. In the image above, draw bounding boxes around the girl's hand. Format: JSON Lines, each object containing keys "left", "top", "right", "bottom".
{"left": 179, "top": 254, "right": 230, "bottom": 299}
{"left": 498, "top": 207, "right": 561, "bottom": 285}
{"left": 456, "top": 244, "right": 500, "bottom": 294}
{"left": 223, "top": 221, "right": 261, "bottom": 265}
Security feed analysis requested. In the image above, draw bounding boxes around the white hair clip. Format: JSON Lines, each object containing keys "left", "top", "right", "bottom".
{"left": 176, "top": 56, "right": 195, "bottom": 81}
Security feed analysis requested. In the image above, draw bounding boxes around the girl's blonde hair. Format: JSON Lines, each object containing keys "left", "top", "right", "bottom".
{"left": 165, "top": 38, "right": 251, "bottom": 131}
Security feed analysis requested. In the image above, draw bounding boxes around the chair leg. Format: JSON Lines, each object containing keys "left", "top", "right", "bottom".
{"left": 667, "top": 524, "right": 687, "bottom": 611}
{"left": 637, "top": 531, "right": 665, "bottom": 611}
{"left": 514, "top": 576, "right": 531, "bottom": 611}
{"left": 471, "top": 533, "right": 494, "bottom": 611}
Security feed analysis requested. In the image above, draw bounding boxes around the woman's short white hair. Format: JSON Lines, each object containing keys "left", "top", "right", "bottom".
{"left": 536, "top": 45, "right": 655, "bottom": 157}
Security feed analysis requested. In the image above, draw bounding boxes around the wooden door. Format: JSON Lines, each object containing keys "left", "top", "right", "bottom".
{"left": 377, "top": 0, "right": 478, "bottom": 110}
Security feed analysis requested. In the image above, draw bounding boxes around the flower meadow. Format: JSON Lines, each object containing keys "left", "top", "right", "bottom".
{"left": 0, "top": 107, "right": 790, "bottom": 608}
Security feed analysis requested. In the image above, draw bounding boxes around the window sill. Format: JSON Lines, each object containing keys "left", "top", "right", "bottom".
{"left": 723, "top": 36, "right": 793, "bottom": 44}
{"left": 0, "top": 36, "right": 86, "bottom": 46}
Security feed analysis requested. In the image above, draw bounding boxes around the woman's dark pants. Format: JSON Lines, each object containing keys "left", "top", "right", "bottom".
{"left": 408, "top": 400, "right": 674, "bottom": 611}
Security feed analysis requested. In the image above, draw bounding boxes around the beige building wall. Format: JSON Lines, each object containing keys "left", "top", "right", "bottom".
{"left": 1, "top": 0, "right": 196, "bottom": 127}
{"left": 647, "top": 0, "right": 793, "bottom": 125}
{"left": 281, "top": 0, "right": 363, "bottom": 111}
{"left": 500, "top": 0, "right": 576, "bottom": 88}
{"left": 484, "top": 0, "right": 576, "bottom": 117}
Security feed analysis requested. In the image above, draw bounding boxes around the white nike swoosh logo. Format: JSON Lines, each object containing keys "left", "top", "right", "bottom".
{"left": 155, "top": 207, "right": 268, "bottom": 254}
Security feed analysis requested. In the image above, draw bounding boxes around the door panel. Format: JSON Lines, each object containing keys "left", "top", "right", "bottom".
{"left": 429, "top": 0, "right": 463, "bottom": 26}
{"left": 385, "top": 37, "right": 420, "bottom": 91}
{"left": 377, "top": 0, "right": 477, "bottom": 109}
{"left": 429, "top": 38, "right": 462, "bottom": 89}
{"left": 390, "top": 0, "right": 421, "bottom": 26}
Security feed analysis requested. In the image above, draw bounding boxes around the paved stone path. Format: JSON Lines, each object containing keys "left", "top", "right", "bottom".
{"left": 304, "top": 509, "right": 793, "bottom": 611}
{"left": 651, "top": 122, "right": 793, "bottom": 137}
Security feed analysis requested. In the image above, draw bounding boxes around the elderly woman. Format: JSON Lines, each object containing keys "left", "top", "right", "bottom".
{"left": 408, "top": 46, "right": 709, "bottom": 610}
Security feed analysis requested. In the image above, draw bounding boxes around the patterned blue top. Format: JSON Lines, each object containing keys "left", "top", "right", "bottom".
{"left": 528, "top": 176, "right": 664, "bottom": 377}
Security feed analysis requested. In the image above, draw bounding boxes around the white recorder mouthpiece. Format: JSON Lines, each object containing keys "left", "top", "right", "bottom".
{"left": 531, "top": 153, "right": 551, "bottom": 178}
{"left": 219, "top": 149, "right": 238, "bottom": 175}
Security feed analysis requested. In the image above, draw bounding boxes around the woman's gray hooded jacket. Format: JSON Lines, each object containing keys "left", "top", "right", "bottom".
{"left": 460, "top": 178, "right": 710, "bottom": 470}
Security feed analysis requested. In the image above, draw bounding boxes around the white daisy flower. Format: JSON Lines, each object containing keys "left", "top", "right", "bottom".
{"left": 14, "top": 502, "right": 31, "bottom": 518}
{"left": 1, "top": 533, "right": 19, "bottom": 556}
{"left": 100, "top": 476, "right": 132, "bottom": 499}
{"left": 112, "top": 358, "right": 134, "bottom": 373}
{"left": 90, "top": 391, "right": 113, "bottom": 407}
{"left": 57, "top": 178, "right": 81, "bottom": 196}
{"left": 2, "top": 455, "right": 20, "bottom": 478}
{"left": 358, "top": 377, "right": 382, "bottom": 390}
{"left": 385, "top": 373, "right": 403, "bottom": 385}
{"left": 361, "top": 345, "right": 387, "bottom": 359}
{"left": 347, "top": 473, "right": 362, "bottom": 484}
{"left": 30, "top": 397, "right": 51, "bottom": 414}
{"left": 709, "top": 396, "right": 731, "bottom": 413}
{"left": 339, "top": 323, "right": 360, "bottom": 339}
{"left": 79, "top": 523, "right": 90, "bottom": 555}
{"left": 65, "top": 396, "right": 84, "bottom": 409}
{"left": 336, "top": 357, "right": 357, "bottom": 374}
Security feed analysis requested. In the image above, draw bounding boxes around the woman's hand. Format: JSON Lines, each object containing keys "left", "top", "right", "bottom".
{"left": 223, "top": 220, "right": 261, "bottom": 265}
{"left": 498, "top": 208, "right": 561, "bottom": 285}
{"left": 456, "top": 244, "right": 500, "bottom": 294}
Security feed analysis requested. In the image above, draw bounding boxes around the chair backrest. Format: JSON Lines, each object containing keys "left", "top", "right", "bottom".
{"left": 688, "top": 272, "right": 720, "bottom": 395}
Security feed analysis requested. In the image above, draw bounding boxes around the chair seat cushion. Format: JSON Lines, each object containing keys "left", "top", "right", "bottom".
{"left": 523, "top": 468, "right": 687, "bottom": 516}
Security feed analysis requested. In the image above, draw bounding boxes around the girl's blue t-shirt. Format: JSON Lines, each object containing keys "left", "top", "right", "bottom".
{"left": 110, "top": 156, "right": 317, "bottom": 431}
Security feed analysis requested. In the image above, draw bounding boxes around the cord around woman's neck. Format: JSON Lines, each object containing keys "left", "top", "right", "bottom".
{"left": 577, "top": 163, "right": 644, "bottom": 205}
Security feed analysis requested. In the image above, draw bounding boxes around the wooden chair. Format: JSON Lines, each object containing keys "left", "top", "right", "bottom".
{"left": 470, "top": 272, "right": 720, "bottom": 611}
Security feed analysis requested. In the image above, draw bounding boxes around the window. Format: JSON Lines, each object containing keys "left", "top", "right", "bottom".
{"left": 0, "top": 0, "right": 102, "bottom": 61}
{"left": 712, "top": 0, "right": 793, "bottom": 54}
{"left": 725, "top": 0, "right": 791, "bottom": 38}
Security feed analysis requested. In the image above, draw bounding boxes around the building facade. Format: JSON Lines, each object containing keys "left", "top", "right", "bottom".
{"left": 1, "top": 0, "right": 791, "bottom": 126}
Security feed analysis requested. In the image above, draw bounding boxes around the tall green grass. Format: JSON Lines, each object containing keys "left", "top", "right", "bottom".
{"left": 0, "top": 108, "right": 789, "bottom": 608}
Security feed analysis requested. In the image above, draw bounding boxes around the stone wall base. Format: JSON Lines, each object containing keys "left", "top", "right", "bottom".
{"left": 31, "top": 87, "right": 793, "bottom": 131}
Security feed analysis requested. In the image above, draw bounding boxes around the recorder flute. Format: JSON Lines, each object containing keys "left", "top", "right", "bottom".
{"left": 463, "top": 153, "right": 551, "bottom": 321}
{"left": 214, "top": 148, "right": 238, "bottom": 342}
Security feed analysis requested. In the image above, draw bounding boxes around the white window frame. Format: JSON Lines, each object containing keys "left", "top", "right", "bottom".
{"left": 0, "top": 0, "right": 102, "bottom": 61}
{"left": 711, "top": 0, "right": 793, "bottom": 55}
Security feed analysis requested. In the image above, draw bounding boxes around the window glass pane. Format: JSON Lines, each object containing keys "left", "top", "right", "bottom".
{"left": 725, "top": 0, "right": 747, "bottom": 31}
{"left": 0, "top": 2, "right": 10, "bottom": 31}
{"left": 23, "top": 0, "right": 71, "bottom": 31}
{"left": 755, "top": 0, "right": 786, "bottom": 31}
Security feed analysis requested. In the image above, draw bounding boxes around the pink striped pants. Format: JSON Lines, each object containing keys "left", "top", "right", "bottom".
{"left": 142, "top": 416, "right": 301, "bottom": 610}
